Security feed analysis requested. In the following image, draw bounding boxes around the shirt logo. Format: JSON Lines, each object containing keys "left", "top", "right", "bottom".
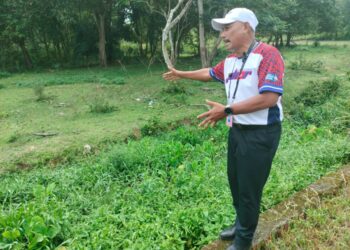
{"left": 265, "top": 73, "right": 278, "bottom": 82}
{"left": 226, "top": 69, "right": 252, "bottom": 83}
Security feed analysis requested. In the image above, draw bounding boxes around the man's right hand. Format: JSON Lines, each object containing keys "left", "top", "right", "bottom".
{"left": 163, "top": 67, "right": 182, "bottom": 81}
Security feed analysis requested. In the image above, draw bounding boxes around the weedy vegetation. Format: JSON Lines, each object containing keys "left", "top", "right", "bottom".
{"left": 0, "top": 41, "right": 349, "bottom": 249}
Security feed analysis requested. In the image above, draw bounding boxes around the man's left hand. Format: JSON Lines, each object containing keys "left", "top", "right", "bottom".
{"left": 197, "top": 100, "right": 226, "bottom": 128}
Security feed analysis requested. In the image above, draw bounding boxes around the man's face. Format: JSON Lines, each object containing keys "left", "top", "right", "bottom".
{"left": 220, "top": 21, "right": 247, "bottom": 51}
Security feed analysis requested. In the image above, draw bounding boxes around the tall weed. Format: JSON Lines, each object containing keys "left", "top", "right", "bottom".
{"left": 294, "top": 78, "right": 340, "bottom": 106}
{"left": 290, "top": 54, "right": 324, "bottom": 73}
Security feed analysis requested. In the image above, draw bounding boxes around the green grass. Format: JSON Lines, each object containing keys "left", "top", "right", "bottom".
{"left": 0, "top": 41, "right": 349, "bottom": 249}
{"left": 1, "top": 42, "right": 350, "bottom": 171}
{"left": 0, "top": 63, "right": 225, "bottom": 171}
{"left": 265, "top": 184, "right": 350, "bottom": 249}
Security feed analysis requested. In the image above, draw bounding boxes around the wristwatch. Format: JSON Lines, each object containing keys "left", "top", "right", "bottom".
{"left": 224, "top": 104, "right": 234, "bottom": 115}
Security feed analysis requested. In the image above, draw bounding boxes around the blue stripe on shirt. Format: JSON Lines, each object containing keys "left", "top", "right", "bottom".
{"left": 209, "top": 68, "right": 224, "bottom": 84}
{"left": 259, "top": 84, "right": 283, "bottom": 94}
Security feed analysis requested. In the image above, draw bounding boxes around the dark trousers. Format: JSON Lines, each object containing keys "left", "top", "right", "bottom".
{"left": 227, "top": 123, "right": 281, "bottom": 248}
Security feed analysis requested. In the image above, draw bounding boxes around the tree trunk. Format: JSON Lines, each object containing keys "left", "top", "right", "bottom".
{"left": 207, "top": 36, "right": 222, "bottom": 66}
{"left": 279, "top": 34, "right": 284, "bottom": 47}
{"left": 96, "top": 13, "right": 107, "bottom": 67}
{"left": 18, "top": 39, "right": 33, "bottom": 69}
{"left": 138, "top": 41, "right": 144, "bottom": 57}
{"left": 274, "top": 34, "right": 279, "bottom": 47}
{"left": 267, "top": 35, "right": 273, "bottom": 44}
{"left": 169, "top": 31, "right": 175, "bottom": 64}
{"left": 286, "top": 32, "right": 292, "bottom": 47}
{"left": 43, "top": 35, "right": 50, "bottom": 60}
{"left": 198, "top": 0, "right": 208, "bottom": 67}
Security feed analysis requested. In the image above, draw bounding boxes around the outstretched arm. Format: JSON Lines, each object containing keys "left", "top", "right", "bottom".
{"left": 163, "top": 67, "right": 212, "bottom": 82}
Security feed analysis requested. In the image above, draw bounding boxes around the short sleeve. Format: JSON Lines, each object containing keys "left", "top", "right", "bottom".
{"left": 258, "top": 49, "right": 284, "bottom": 95}
{"left": 210, "top": 60, "right": 225, "bottom": 84}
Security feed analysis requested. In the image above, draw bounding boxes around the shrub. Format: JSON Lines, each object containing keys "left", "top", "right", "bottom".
{"left": 140, "top": 117, "right": 166, "bottom": 136}
{"left": 290, "top": 54, "right": 324, "bottom": 73}
{"left": 162, "top": 83, "right": 188, "bottom": 94}
{"left": 162, "top": 93, "right": 187, "bottom": 105}
{"left": 88, "top": 97, "right": 117, "bottom": 113}
{"left": 287, "top": 78, "right": 343, "bottom": 127}
{"left": 313, "top": 40, "right": 320, "bottom": 47}
{"left": 0, "top": 71, "right": 11, "bottom": 78}
{"left": 33, "top": 84, "right": 47, "bottom": 101}
{"left": 86, "top": 85, "right": 118, "bottom": 114}
{"left": 294, "top": 78, "right": 340, "bottom": 107}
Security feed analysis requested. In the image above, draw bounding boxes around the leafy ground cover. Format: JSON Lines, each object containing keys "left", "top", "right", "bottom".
{"left": 0, "top": 41, "right": 349, "bottom": 249}
{"left": 0, "top": 119, "right": 348, "bottom": 249}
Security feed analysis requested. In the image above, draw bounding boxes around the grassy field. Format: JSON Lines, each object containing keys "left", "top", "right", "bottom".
{"left": 265, "top": 183, "right": 350, "bottom": 249}
{"left": 1, "top": 41, "right": 349, "bottom": 171}
{"left": 0, "top": 62, "right": 225, "bottom": 171}
{"left": 0, "top": 41, "right": 349, "bottom": 249}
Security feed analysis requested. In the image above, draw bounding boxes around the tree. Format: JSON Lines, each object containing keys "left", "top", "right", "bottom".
{"left": 197, "top": 0, "right": 208, "bottom": 67}
{"left": 161, "top": 0, "right": 193, "bottom": 67}
{"left": 196, "top": 1, "right": 228, "bottom": 66}
{"left": 79, "top": 0, "right": 128, "bottom": 67}
{"left": 0, "top": 0, "right": 35, "bottom": 69}
{"left": 81, "top": 0, "right": 114, "bottom": 67}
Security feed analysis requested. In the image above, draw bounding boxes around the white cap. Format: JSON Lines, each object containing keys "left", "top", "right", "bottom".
{"left": 211, "top": 8, "right": 258, "bottom": 32}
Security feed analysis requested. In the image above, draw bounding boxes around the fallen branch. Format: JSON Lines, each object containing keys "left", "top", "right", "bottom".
{"left": 33, "top": 132, "right": 58, "bottom": 137}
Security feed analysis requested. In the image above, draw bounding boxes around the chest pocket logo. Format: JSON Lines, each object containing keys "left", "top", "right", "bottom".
{"left": 226, "top": 69, "right": 253, "bottom": 83}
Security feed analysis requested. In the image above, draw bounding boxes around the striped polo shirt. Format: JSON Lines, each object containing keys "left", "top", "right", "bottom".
{"left": 210, "top": 42, "right": 285, "bottom": 125}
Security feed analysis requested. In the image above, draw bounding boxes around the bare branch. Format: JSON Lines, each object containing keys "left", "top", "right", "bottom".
{"left": 162, "top": 0, "right": 193, "bottom": 68}
{"left": 169, "top": 0, "right": 192, "bottom": 30}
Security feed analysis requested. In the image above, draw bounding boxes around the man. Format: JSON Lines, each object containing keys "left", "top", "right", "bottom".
{"left": 163, "top": 7, "right": 284, "bottom": 250}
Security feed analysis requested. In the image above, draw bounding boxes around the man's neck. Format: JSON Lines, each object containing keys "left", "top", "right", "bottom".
{"left": 235, "top": 36, "right": 256, "bottom": 57}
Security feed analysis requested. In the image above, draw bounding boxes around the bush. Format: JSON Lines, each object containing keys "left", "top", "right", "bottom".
{"left": 162, "top": 93, "right": 188, "bottom": 105}
{"left": 313, "top": 40, "right": 320, "bottom": 47}
{"left": 0, "top": 71, "right": 11, "bottom": 79}
{"left": 290, "top": 54, "right": 324, "bottom": 73}
{"left": 140, "top": 117, "right": 166, "bottom": 136}
{"left": 33, "top": 84, "right": 47, "bottom": 101}
{"left": 294, "top": 78, "right": 340, "bottom": 107}
{"left": 88, "top": 97, "right": 117, "bottom": 113}
{"left": 86, "top": 85, "right": 118, "bottom": 114}
{"left": 162, "top": 83, "right": 188, "bottom": 94}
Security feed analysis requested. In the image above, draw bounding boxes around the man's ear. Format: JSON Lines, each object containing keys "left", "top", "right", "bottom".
{"left": 243, "top": 22, "right": 253, "bottom": 33}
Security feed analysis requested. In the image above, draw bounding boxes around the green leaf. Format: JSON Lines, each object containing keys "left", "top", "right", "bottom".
{"left": 0, "top": 242, "right": 14, "bottom": 249}
{"left": 47, "top": 225, "right": 61, "bottom": 239}
{"left": 28, "top": 234, "right": 45, "bottom": 250}
{"left": 2, "top": 229, "right": 21, "bottom": 240}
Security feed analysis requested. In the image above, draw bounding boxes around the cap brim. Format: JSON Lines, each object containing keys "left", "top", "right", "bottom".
{"left": 211, "top": 18, "right": 236, "bottom": 31}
